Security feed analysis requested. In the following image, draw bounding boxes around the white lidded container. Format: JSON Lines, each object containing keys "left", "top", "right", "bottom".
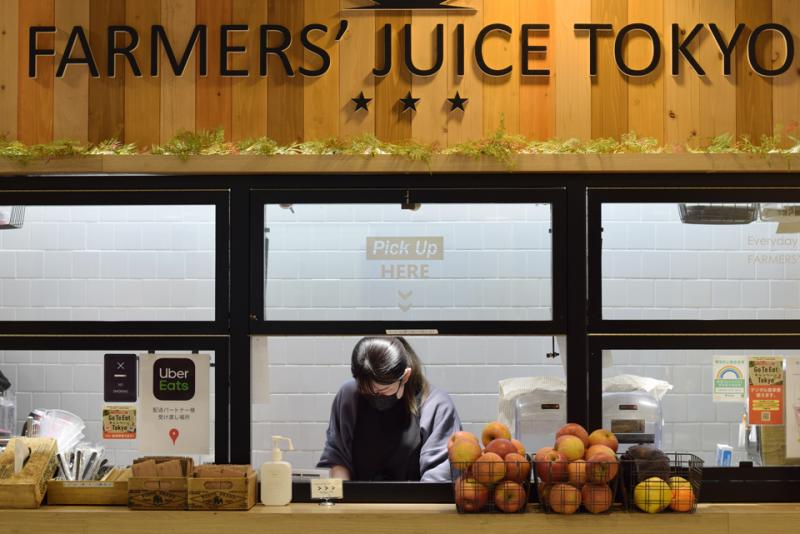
{"left": 260, "top": 435, "right": 294, "bottom": 506}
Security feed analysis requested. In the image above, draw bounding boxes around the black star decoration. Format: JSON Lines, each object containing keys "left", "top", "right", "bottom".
{"left": 447, "top": 91, "right": 469, "bottom": 112}
{"left": 352, "top": 91, "right": 372, "bottom": 112}
{"left": 400, "top": 91, "right": 420, "bottom": 112}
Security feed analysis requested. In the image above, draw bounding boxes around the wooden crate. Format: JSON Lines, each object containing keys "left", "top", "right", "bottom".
{"left": 0, "top": 438, "right": 58, "bottom": 509}
{"left": 47, "top": 479, "right": 129, "bottom": 506}
{"left": 188, "top": 467, "right": 257, "bottom": 511}
{"left": 128, "top": 477, "right": 189, "bottom": 510}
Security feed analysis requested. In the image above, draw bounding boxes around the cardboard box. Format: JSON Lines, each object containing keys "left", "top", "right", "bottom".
{"left": 128, "top": 457, "right": 192, "bottom": 510}
{"left": 188, "top": 465, "right": 257, "bottom": 511}
{"left": 0, "top": 437, "right": 58, "bottom": 509}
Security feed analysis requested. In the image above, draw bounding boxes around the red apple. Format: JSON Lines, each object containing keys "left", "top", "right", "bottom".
{"left": 567, "top": 459, "right": 588, "bottom": 488}
{"left": 454, "top": 476, "right": 489, "bottom": 512}
{"left": 503, "top": 452, "right": 531, "bottom": 483}
{"left": 481, "top": 421, "right": 512, "bottom": 446}
{"left": 582, "top": 483, "right": 613, "bottom": 514}
{"left": 586, "top": 453, "right": 619, "bottom": 483}
{"left": 556, "top": 423, "right": 590, "bottom": 448}
{"left": 485, "top": 438, "right": 518, "bottom": 459}
{"left": 448, "top": 438, "right": 482, "bottom": 471}
{"left": 555, "top": 435, "right": 585, "bottom": 462}
{"left": 448, "top": 431, "right": 480, "bottom": 453}
{"left": 510, "top": 438, "right": 526, "bottom": 456}
{"left": 588, "top": 429, "right": 619, "bottom": 452}
{"left": 494, "top": 481, "right": 527, "bottom": 513}
{"left": 534, "top": 448, "right": 568, "bottom": 483}
{"left": 549, "top": 483, "right": 581, "bottom": 514}
{"left": 584, "top": 444, "right": 616, "bottom": 461}
{"left": 473, "top": 452, "right": 506, "bottom": 485}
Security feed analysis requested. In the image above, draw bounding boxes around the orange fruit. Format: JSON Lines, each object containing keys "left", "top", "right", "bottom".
{"left": 669, "top": 485, "right": 695, "bottom": 512}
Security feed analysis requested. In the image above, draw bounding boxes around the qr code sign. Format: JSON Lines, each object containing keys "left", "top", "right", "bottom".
{"left": 762, "top": 412, "right": 771, "bottom": 422}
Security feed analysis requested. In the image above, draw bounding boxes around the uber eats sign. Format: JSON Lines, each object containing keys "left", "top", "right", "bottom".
{"left": 154, "top": 358, "right": 196, "bottom": 401}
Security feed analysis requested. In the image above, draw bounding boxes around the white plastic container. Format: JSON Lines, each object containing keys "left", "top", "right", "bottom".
{"left": 260, "top": 435, "right": 294, "bottom": 506}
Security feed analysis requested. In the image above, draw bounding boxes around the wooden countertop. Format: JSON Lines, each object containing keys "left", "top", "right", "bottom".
{"left": 2, "top": 503, "right": 798, "bottom": 534}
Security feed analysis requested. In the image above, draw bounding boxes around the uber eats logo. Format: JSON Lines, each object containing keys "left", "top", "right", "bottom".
{"left": 153, "top": 358, "right": 195, "bottom": 401}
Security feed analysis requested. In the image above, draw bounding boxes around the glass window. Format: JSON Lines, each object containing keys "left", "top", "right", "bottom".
{"left": 0, "top": 205, "right": 216, "bottom": 321}
{"left": 263, "top": 203, "right": 552, "bottom": 321}
{"left": 602, "top": 202, "right": 800, "bottom": 320}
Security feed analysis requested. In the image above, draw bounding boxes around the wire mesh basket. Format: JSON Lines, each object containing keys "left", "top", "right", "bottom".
{"left": 0, "top": 206, "right": 25, "bottom": 230}
{"left": 451, "top": 454, "right": 532, "bottom": 513}
{"left": 620, "top": 450, "right": 703, "bottom": 513}
{"left": 678, "top": 203, "right": 758, "bottom": 225}
{"left": 534, "top": 458, "right": 619, "bottom": 514}
{"left": 760, "top": 203, "right": 800, "bottom": 223}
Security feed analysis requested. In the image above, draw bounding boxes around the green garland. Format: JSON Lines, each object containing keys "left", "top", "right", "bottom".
{"left": 2, "top": 126, "right": 799, "bottom": 167}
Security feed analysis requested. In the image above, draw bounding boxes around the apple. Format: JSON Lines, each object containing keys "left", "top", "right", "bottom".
{"left": 481, "top": 421, "right": 512, "bottom": 446}
{"left": 454, "top": 476, "right": 489, "bottom": 512}
{"left": 534, "top": 448, "right": 568, "bottom": 483}
{"left": 549, "top": 483, "right": 581, "bottom": 514}
{"left": 556, "top": 423, "right": 590, "bottom": 448}
{"left": 584, "top": 444, "right": 616, "bottom": 461}
{"left": 588, "top": 429, "right": 619, "bottom": 452}
{"left": 503, "top": 452, "right": 531, "bottom": 483}
{"left": 448, "top": 438, "right": 482, "bottom": 471}
{"left": 485, "top": 438, "right": 518, "bottom": 459}
{"left": 494, "top": 481, "right": 527, "bottom": 513}
{"left": 511, "top": 439, "right": 526, "bottom": 456}
{"left": 567, "top": 459, "right": 588, "bottom": 488}
{"left": 555, "top": 435, "right": 585, "bottom": 462}
{"left": 586, "top": 453, "right": 619, "bottom": 483}
{"left": 473, "top": 452, "right": 506, "bottom": 485}
{"left": 537, "top": 483, "right": 552, "bottom": 507}
{"left": 448, "top": 431, "right": 479, "bottom": 453}
{"left": 582, "top": 483, "right": 613, "bottom": 514}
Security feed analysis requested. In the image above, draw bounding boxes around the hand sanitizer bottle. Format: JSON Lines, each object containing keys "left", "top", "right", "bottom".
{"left": 261, "top": 436, "right": 294, "bottom": 506}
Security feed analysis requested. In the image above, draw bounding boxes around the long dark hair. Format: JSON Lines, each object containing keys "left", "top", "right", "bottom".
{"left": 351, "top": 336, "right": 428, "bottom": 415}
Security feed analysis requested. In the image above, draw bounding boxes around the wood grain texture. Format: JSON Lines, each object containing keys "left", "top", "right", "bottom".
{"left": 626, "top": 0, "right": 664, "bottom": 142}
{"left": 699, "top": 0, "right": 736, "bottom": 146}
{"left": 592, "top": 0, "right": 628, "bottom": 139}
{"left": 446, "top": 0, "right": 482, "bottom": 145}
{"left": 160, "top": 0, "right": 196, "bottom": 142}
{"left": 555, "top": 0, "right": 591, "bottom": 140}
{"left": 736, "top": 0, "right": 772, "bottom": 141}
{"left": 304, "top": 0, "right": 339, "bottom": 141}
{"left": 125, "top": 0, "right": 160, "bottom": 146}
{"left": 0, "top": 0, "right": 19, "bottom": 139}
{"left": 18, "top": 0, "right": 55, "bottom": 144}
{"left": 482, "top": 0, "right": 519, "bottom": 136}
{"left": 231, "top": 0, "right": 268, "bottom": 141}
{"left": 88, "top": 0, "right": 125, "bottom": 142}
{"left": 267, "top": 0, "right": 304, "bottom": 143}
{"left": 410, "top": 10, "right": 448, "bottom": 146}
{"left": 772, "top": 0, "right": 800, "bottom": 144}
{"left": 339, "top": 0, "right": 375, "bottom": 138}
{"left": 665, "top": 0, "right": 701, "bottom": 147}
{"left": 519, "top": 0, "right": 555, "bottom": 141}
{"left": 196, "top": 0, "right": 232, "bottom": 137}
{"left": 375, "top": 12, "right": 412, "bottom": 142}
{"left": 54, "top": 0, "right": 89, "bottom": 142}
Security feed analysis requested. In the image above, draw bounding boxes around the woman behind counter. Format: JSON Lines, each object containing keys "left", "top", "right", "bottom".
{"left": 317, "top": 337, "right": 461, "bottom": 482}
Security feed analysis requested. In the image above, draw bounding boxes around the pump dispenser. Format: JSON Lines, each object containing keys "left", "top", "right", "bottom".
{"left": 260, "top": 435, "right": 294, "bottom": 506}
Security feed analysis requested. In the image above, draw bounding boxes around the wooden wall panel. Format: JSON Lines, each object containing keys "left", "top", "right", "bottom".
{"left": 18, "top": 0, "right": 54, "bottom": 144}
{"left": 446, "top": 0, "right": 482, "bottom": 145}
{"left": 410, "top": 11, "right": 448, "bottom": 146}
{"left": 699, "top": 0, "right": 736, "bottom": 146}
{"left": 482, "top": 0, "right": 519, "bottom": 136}
{"left": 267, "top": 0, "right": 304, "bottom": 143}
{"left": 772, "top": 0, "right": 800, "bottom": 143}
{"left": 736, "top": 0, "right": 772, "bottom": 141}
{"left": 520, "top": 0, "right": 555, "bottom": 141}
{"left": 54, "top": 0, "right": 89, "bottom": 142}
{"left": 88, "top": 0, "right": 124, "bottom": 142}
{"left": 304, "top": 0, "right": 339, "bottom": 141}
{"left": 375, "top": 13, "right": 411, "bottom": 142}
{"left": 339, "top": 0, "right": 375, "bottom": 138}
{"left": 196, "top": 0, "right": 232, "bottom": 136}
{"left": 592, "top": 0, "right": 628, "bottom": 139}
{"left": 626, "top": 0, "right": 664, "bottom": 142}
{"left": 125, "top": 0, "right": 160, "bottom": 147}
{"left": 555, "top": 0, "right": 591, "bottom": 140}
{"left": 0, "top": 0, "right": 19, "bottom": 140}
{"left": 160, "top": 0, "right": 195, "bottom": 142}
{"left": 231, "top": 0, "right": 268, "bottom": 141}
{"left": 665, "top": 0, "right": 701, "bottom": 147}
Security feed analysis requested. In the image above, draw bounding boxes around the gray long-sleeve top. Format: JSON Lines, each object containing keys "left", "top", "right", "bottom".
{"left": 317, "top": 379, "right": 462, "bottom": 482}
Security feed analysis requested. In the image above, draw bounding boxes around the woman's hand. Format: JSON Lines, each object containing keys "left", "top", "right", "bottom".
{"left": 330, "top": 465, "right": 351, "bottom": 480}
